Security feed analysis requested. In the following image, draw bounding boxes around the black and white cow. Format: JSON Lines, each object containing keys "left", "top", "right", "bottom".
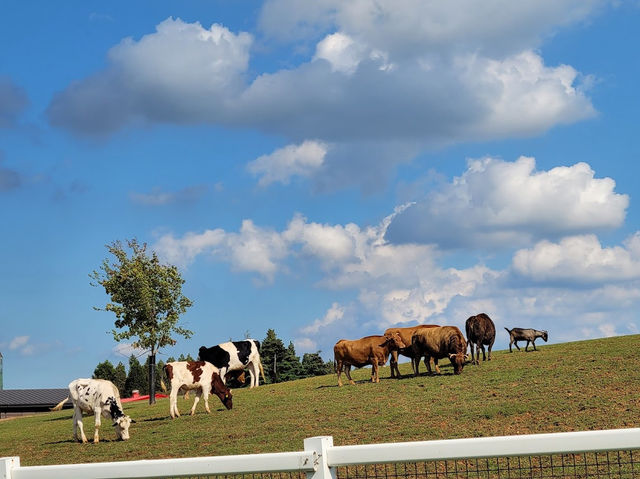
{"left": 51, "top": 378, "right": 134, "bottom": 443}
{"left": 198, "top": 339, "right": 265, "bottom": 388}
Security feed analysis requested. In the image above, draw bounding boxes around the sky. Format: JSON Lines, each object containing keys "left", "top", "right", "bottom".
{"left": 1, "top": 1, "right": 639, "bottom": 389}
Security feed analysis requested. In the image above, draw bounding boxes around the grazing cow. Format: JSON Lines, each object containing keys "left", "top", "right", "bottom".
{"left": 164, "top": 361, "right": 232, "bottom": 418}
{"left": 505, "top": 327, "right": 548, "bottom": 352}
{"left": 411, "top": 326, "right": 467, "bottom": 376}
{"left": 383, "top": 325, "right": 439, "bottom": 378}
{"left": 198, "top": 339, "right": 265, "bottom": 388}
{"left": 465, "top": 313, "right": 496, "bottom": 365}
{"left": 51, "top": 378, "right": 133, "bottom": 443}
{"left": 333, "top": 333, "right": 405, "bottom": 386}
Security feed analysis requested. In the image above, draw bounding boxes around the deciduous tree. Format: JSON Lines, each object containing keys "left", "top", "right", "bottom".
{"left": 91, "top": 238, "right": 193, "bottom": 403}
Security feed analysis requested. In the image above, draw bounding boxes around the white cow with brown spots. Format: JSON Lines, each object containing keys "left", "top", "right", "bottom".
{"left": 164, "top": 360, "right": 233, "bottom": 419}
{"left": 51, "top": 378, "right": 134, "bottom": 443}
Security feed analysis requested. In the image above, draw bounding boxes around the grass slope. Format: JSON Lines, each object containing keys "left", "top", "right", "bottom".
{"left": 1, "top": 335, "right": 638, "bottom": 466}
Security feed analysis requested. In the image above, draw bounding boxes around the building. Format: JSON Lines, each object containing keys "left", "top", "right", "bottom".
{"left": 0, "top": 388, "right": 72, "bottom": 419}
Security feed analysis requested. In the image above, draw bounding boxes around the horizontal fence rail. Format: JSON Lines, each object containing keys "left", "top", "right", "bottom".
{"left": 2, "top": 428, "right": 639, "bottom": 479}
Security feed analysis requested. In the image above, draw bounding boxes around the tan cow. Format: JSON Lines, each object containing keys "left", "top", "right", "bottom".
{"left": 411, "top": 326, "right": 467, "bottom": 376}
{"left": 384, "top": 324, "right": 439, "bottom": 378}
{"left": 334, "top": 333, "right": 405, "bottom": 386}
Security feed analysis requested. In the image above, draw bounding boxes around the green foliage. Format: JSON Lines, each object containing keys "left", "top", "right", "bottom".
{"left": 114, "top": 362, "right": 127, "bottom": 394}
{"left": 260, "top": 329, "right": 286, "bottom": 383}
{"left": 90, "top": 238, "right": 193, "bottom": 402}
{"left": 177, "top": 353, "right": 195, "bottom": 362}
{"left": 301, "top": 352, "right": 333, "bottom": 377}
{"left": 90, "top": 239, "right": 193, "bottom": 354}
{"left": 92, "top": 360, "right": 116, "bottom": 383}
{"left": 279, "top": 341, "right": 303, "bottom": 381}
{"left": 124, "top": 355, "right": 148, "bottom": 397}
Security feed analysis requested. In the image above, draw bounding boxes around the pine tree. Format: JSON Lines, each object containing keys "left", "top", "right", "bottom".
{"left": 301, "top": 352, "right": 332, "bottom": 377}
{"left": 125, "top": 355, "right": 148, "bottom": 397}
{"left": 92, "top": 360, "right": 116, "bottom": 382}
{"left": 114, "top": 362, "right": 127, "bottom": 394}
{"left": 279, "top": 341, "right": 303, "bottom": 381}
{"left": 261, "top": 329, "right": 286, "bottom": 383}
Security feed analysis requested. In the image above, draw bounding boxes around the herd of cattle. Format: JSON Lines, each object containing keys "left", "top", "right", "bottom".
{"left": 52, "top": 314, "right": 548, "bottom": 443}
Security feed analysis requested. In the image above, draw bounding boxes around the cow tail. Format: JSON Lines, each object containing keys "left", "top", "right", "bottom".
{"left": 159, "top": 364, "right": 169, "bottom": 393}
{"left": 258, "top": 358, "right": 266, "bottom": 382}
{"left": 50, "top": 396, "right": 69, "bottom": 411}
{"left": 504, "top": 327, "right": 511, "bottom": 334}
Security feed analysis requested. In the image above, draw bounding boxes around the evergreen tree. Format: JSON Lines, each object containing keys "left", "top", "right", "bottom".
{"left": 92, "top": 360, "right": 116, "bottom": 382}
{"left": 177, "top": 353, "right": 194, "bottom": 362}
{"left": 125, "top": 355, "right": 148, "bottom": 397}
{"left": 301, "top": 352, "right": 332, "bottom": 377}
{"left": 261, "top": 329, "right": 286, "bottom": 383}
{"left": 114, "top": 362, "right": 127, "bottom": 394}
{"left": 279, "top": 341, "right": 302, "bottom": 381}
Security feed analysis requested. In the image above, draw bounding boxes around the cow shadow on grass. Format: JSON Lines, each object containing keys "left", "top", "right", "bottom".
{"left": 44, "top": 438, "right": 120, "bottom": 445}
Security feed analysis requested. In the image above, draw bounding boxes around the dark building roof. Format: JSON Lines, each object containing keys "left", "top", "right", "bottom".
{"left": 0, "top": 388, "right": 72, "bottom": 413}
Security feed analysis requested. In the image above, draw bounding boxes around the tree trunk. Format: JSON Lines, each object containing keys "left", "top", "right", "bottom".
{"left": 148, "top": 353, "right": 156, "bottom": 405}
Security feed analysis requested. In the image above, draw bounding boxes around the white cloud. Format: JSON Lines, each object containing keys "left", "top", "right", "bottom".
{"left": 387, "top": 157, "right": 628, "bottom": 249}
{"left": 512, "top": 233, "right": 640, "bottom": 284}
{"left": 8, "top": 336, "right": 35, "bottom": 356}
{"left": 47, "top": 7, "right": 601, "bottom": 189}
{"left": 300, "top": 302, "right": 345, "bottom": 335}
{"left": 247, "top": 140, "right": 327, "bottom": 186}
{"left": 0, "top": 76, "right": 29, "bottom": 128}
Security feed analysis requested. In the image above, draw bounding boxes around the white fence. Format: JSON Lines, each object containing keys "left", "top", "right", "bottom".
{"left": 2, "top": 428, "right": 640, "bottom": 479}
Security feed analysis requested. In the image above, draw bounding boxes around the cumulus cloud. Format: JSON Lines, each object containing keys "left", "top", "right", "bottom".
{"left": 0, "top": 153, "right": 21, "bottom": 192}
{"left": 386, "top": 157, "right": 628, "bottom": 249}
{"left": 129, "top": 185, "right": 208, "bottom": 206}
{"left": 46, "top": 4, "right": 602, "bottom": 189}
{"left": 512, "top": 233, "right": 640, "bottom": 284}
{"left": 0, "top": 76, "right": 29, "bottom": 128}
{"left": 247, "top": 140, "right": 327, "bottom": 186}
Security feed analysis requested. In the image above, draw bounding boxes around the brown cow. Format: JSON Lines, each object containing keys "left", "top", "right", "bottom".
{"left": 383, "top": 325, "right": 439, "bottom": 378}
{"left": 465, "top": 313, "right": 496, "bottom": 365}
{"left": 334, "top": 333, "right": 405, "bottom": 386}
{"left": 411, "top": 326, "right": 467, "bottom": 375}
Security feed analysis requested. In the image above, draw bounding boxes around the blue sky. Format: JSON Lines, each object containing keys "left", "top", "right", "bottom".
{"left": 2, "top": 1, "right": 639, "bottom": 388}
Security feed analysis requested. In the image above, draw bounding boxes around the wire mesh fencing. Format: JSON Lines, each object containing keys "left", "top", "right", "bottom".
{"left": 336, "top": 449, "right": 640, "bottom": 479}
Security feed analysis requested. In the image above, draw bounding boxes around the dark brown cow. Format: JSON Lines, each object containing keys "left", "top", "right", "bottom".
{"left": 333, "top": 333, "right": 405, "bottom": 386}
{"left": 411, "top": 326, "right": 467, "bottom": 375}
{"left": 383, "top": 325, "right": 439, "bottom": 378}
{"left": 465, "top": 313, "right": 496, "bottom": 365}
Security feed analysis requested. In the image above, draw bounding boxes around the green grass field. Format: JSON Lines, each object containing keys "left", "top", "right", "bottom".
{"left": 1, "top": 335, "right": 638, "bottom": 466}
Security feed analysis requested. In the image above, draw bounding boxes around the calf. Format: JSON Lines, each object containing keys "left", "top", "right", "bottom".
{"left": 164, "top": 361, "right": 232, "bottom": 418}
{"left": 333, "top": 333, "right": 405, "bottom": 386}
{"left": 411, "top": 326, "right": 467, "bottom": 375}
{"left": 198, "top": 339, "right": 265, "bottom": 388}
{"left": 383, "top": 325, "right": 439, "bottom": 378}
{"left": 505, "top": 327, "right": 548, "bottom": 352}
{"left": 465, "top": 313, "right": 496, "bottom": 365}
{"left": 51, "top": 378, "right": 133, "bottom": 443}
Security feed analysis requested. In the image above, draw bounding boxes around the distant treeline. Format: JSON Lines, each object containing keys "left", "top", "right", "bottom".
{"left": 93, "top": 328, "right": 333, "bottom": 396}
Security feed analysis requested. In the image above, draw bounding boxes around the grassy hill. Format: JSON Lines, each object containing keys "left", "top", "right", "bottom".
{"left": 1, "top": 335, "right": 638, "bottom": 466}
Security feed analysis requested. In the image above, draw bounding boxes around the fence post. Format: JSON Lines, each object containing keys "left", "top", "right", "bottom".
{"left": 1, "top": 457, "right": 19, "bottom": 479}
{"left": 304, "top": 436, "right": 335, "bottom": 479}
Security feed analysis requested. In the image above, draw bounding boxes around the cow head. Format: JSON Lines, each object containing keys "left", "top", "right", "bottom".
{"left": 541, "top": 330, "right": 549, "bottom": 342}
{"left": 211, "top": 372, "right": 233, "bottom": 410}
{"left": 448, "top": 352, "right": 466, "bottom": 375}
{"left": 382, "top": 331, "right": 406, "bottom": 350}
{"left": 113, "top": 415, "right": 133, "bottom": 440}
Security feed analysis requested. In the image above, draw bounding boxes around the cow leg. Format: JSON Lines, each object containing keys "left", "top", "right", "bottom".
{"left": 488, "top": 340, "right": 494, "bottom": 361}
{"left": 514, "top": 340, "right": 521, "bottom": 351}
{"left": 169, "top": 388, "right": 180, "bottom": 418}
{"left": 389, "top": 350, "right": 398, "bottom": 378}
{"left": 344, "top": 365, "right": 355, "bottom": 385}
{"left": 433, "top": 358, "right": 441, "bottom": 375}
{"left": 411, "top": 356, "right": 419, "bottom": 377}
{"left": 73, "top": 407, "right": 87, "bottom": 443}
{"left": 371, "top": 361, "right": 379, "bottom": 383}
{"left": 248, "top": 362, "right": 259, "bottom": 387}
{"left": 190, "top": 389, "right": 202, "bottom": 415}
{"left": 532, "top": 340, "right": 537, "bottom": 351}
{"left": 202, "top": 389, "right": 211, "bottom": 414}
{"left": 525, "top": 340, "right": 530, "bottom": 352}
{"left": 480, "top": 344, "right": 486, "bottom": 362}
{"left": 93, "top": 409, "right": 102, "bottom": 443}
{"left": 336, "top": 360, "right": 343, "bottom": 387}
